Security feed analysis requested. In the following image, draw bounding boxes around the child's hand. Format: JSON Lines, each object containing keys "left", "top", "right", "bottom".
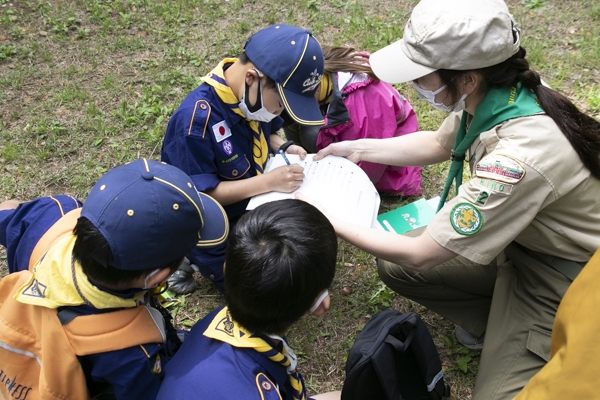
{"left": 313, "top": 141, "right": 361, "bottom": 164}
{"left": 286, "top": 144, "right": 307, "bottom": 160}
{"left": 267, "top": 164, "right": 305, "bottom": 192}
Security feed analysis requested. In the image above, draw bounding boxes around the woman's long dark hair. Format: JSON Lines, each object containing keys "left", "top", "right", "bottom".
{"left": 438, "top": 46, "right": 600, "bottom": 179}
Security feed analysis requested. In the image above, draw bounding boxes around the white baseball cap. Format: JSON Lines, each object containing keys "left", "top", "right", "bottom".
{"left": 370, "top": 0, "right": 521, "bottom": 83}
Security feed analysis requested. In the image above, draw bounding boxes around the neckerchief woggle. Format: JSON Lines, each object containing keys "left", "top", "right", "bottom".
{"left": 201, "top": 59, "right": 270, "bottom": 174}
{"left": 204, "top": 306, "right": 307, "bottom": 400}
{"left": 437, "top": 83, "right": 544, "bottom": 212}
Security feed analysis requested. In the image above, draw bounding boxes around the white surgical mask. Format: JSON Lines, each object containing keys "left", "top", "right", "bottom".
{"left": 143, "top": 268, "right": 161, "bottom": 290}
{"left": 412, "top": 82, "right": 467, "bottom": 113}
{"left": 309, "top": 289, "right": 329, "bottom": 314}
{"left": 239, "top": 69, "right": 278, "bottom": 122}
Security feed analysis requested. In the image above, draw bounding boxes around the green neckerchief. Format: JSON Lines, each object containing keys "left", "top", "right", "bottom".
{"left": 437, "top": 83, "right": 544, "bottom": 212}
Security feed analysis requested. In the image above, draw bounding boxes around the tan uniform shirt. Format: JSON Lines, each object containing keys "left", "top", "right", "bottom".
{"left": 428, "top": 112, "right": 600, "bottom": 264}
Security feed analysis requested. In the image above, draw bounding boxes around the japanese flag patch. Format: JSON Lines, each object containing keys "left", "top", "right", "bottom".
{"left": 212, "top": 120, "right": 232, "bottom": 143}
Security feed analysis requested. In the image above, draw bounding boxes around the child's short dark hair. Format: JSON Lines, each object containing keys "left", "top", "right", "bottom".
{"left": 238, "top": 52, "right": 277, "bottom": 90}
{"left": 72, "top": 217, "right": 181, "bottom": 287}
{"left": 225, "top": 199, "right": 337, "bottom": 334}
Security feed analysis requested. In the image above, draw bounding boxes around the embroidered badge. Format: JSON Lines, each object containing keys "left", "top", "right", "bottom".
{"left": 475, "top": 154, "right": 525, "bottom": 184}
{"left": 302, "top": 69, "right": 322, "bottom": 93}
{"left": 21, "top": 278, "right": 47, "bottom": 298}
{"left": 450, "top": 203, "right": 483, "bottom": 236}
{"left": 475, "top": 190, "right": 490, "bottom": 206}
{"left": 476, "top": 178, "right": 513, "bottom": 195}
{"left": 222, "top": 139, "right": 233, "bottom": 156}
{"left": 220, "top": 154, "right": 239, "bottom": 164}
{"left": 214, "top": 312, "right": 235, "bottom": 337}
{"left": 212, "top": 120, "right": 232, "bottom": 143}
{"left": 152, "top": 354, "right": 162, "bottom": 374}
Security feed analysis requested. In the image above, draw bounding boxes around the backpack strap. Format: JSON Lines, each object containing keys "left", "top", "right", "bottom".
{"left": 342, "top": 310, "right": 449, "bottom": 400}
{"left": 400, "top": 314, "right": 448, "bottom": 399}
{"left": 28, "top": 208, "right": 81, "bottom": 270}
{"left": 370, "top": 313, "right": 418, "bottom": 399}
{"left": 60, "top": 305, "right": 166, "bottom": 356}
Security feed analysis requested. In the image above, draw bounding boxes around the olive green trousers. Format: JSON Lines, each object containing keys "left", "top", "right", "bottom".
{"left": 377, "top": 242, "right": 572, "bottom": 400}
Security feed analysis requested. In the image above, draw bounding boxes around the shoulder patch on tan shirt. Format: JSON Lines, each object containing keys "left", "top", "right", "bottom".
{"left": 475, "top": 154, "right": 525, "bottom": 184}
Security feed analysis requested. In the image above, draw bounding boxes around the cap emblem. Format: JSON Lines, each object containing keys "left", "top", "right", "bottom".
{"left": 302, "top": 69, "right": 322, "bottom": 93}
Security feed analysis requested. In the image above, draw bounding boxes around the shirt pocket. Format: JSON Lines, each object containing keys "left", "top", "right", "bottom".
{"left": 217, "top": 154, "right": 252, "bottom": 180}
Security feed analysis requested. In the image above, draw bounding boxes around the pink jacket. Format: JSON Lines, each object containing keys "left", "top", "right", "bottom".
{"left": 316, "top": 74, "right": 422, "bottom": 196}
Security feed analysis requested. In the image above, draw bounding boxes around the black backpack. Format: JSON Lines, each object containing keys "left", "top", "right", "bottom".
{"left": 341, "top": 310, "right": 450, "bottom": 400}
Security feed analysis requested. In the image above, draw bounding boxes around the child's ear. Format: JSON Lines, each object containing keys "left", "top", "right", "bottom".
{"left": 310, "top": 294, "right": 331, "bottom": 317}
{"left": 244, "top": 69, "right": 259, "bottom": 86}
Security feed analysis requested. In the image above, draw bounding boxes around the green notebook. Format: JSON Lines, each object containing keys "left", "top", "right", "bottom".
{"left": 377, "top": 197, "right": 438, "bottom": 234}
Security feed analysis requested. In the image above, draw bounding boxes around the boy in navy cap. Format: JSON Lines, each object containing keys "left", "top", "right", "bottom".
{"left": 0, "top": 159, "right": 228, "bottom": 400}
{"left": 161, "top": 24, "right": 325, "bottom": 294}
{"left": 157, "top": 200, "right": 341, "bottom": 400}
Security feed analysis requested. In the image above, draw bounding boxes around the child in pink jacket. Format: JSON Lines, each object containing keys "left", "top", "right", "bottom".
{"left": 283, "top": 45, "right": 422, "bottom": 196}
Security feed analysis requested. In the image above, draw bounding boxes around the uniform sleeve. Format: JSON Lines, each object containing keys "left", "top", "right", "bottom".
{"left": 0, "top": 196, "right": 82, "bottom": 273}
{"left": 427, "top": 152, "right": 555, "bottom": 265}
{"left": 161, "top": 102, "right": 222, "bottom": 193}
{"left": 84, "top": 343, "right": 168, "bottom": 400}
{"left": 436, "top": 112, "right": 462, "bottom": 152}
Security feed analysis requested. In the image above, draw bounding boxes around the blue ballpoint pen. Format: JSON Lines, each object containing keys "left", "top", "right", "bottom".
{"left": 276, "top": 140, "right": 294, "bottom": 165}
{"left": 278, "top": 150, "right": 291, "bottom": 165}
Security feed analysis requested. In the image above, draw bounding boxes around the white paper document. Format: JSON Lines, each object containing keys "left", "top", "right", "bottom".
{"left": 247, "top": 154, "right": 381, "bottom": 228}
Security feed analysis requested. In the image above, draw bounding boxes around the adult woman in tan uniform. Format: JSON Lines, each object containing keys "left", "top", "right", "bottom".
{"left": 300, "top": 0, "right": 600, "bottom": 398}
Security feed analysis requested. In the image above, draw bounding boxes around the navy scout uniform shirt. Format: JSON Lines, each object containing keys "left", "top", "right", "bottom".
{"left": 0, "top": 196, "right": 170, "bottom": 399}
{"left": 157, "top": 306, "right": 306, "bottom": 400}
{"left": 161, "top": 63, "right": 283, "bottom": 282}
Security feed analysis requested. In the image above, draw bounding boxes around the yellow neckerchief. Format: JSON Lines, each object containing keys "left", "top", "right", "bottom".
{"left": 201, "top": 58, "right": 269, "bottom": 174}
{"left": 204, "top": 306, "right": 306, "bottom": 400}
{"left": 318, "top": 72, "right": 333, "bottom": 105}
{"left": 15, "top": 234, "right": 145, "bottom": 309}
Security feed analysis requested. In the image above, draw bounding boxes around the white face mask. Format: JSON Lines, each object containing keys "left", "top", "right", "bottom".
{"left": 309, "top": 289, "right": 329, "bottom": 314}
{"left": 412, "top": 82, "right": 467, "bottom": 113}
{"left": 239, "top": 69, "right": 279, "bottom": 122}
{"left": 143, "top": 268, "right": 161, "bottom": 290}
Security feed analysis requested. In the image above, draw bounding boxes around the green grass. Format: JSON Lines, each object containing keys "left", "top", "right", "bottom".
{"left": 1, "top": 0, "right": 599, "bottom": 397}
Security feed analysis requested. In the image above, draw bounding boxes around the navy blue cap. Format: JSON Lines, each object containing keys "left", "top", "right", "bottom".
{"left": 244, "top": 24, "right": 324, "bottom": 126}
{"left": 81, "top": 159, "right": 228, "bottom": 270}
